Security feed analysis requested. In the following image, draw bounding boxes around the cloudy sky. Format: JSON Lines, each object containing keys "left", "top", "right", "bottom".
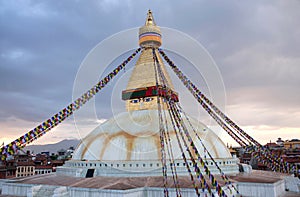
{"left": 0, "top": 0, "right": 299, "bottom": 146}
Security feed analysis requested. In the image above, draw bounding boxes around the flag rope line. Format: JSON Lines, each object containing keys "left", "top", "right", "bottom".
{"left": 177, "top": 104, "right": 239, "bottom": 195}
{"left": 153, "top": 48, "right": 169, "bottom": 197}
{"left": 158, "top": 49, "right": 298, "bottom": 176}
{"left": 154, "top": 49, "right": 229, "bottom": 196}
{"left": 162, "top": 107, "right": 182, "bottom": 196}
{"left": 161, "top": 95, "right": 182, "bottom": 196}
{"left": 158, "top": 49, "right": 285, "bottom": 173}
{"left": 153, "top": 48, "right": 203, "bottom": 196}
{"left": 0, "top": 48, "right": 141, "bottom": 160}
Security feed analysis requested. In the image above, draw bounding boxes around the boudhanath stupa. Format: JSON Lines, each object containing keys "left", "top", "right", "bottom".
{"left": 1, "top": 10, "right": 299, "bottom": 197}
{"left": 63, "top": 10, "right": 239, "bottom": 177}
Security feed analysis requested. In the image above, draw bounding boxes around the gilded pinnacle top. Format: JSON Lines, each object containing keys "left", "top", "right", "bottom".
{"left": 145, "top": 9, "right": 156, "bottom": 26}
{"left": 139, "top": 10, "right": 162, "bottom": 47}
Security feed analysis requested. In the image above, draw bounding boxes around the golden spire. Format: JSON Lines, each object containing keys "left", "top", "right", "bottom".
{"left": 122, "top": 10, "right": 178, "bottom": 111}
{"left": 145, "top": 10, "right": 156, "bottom": 26}
{"left": 139, "top": 10, "right": 162, "bottom": 48}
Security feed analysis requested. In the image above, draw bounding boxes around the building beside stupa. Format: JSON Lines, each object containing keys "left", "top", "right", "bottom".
{"left": 1, "top": 10, "right": 299, "bottom": 197}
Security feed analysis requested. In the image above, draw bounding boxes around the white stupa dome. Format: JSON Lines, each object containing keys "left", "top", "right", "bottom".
{"left": 72, "top": 110, "right": 232, "bottom": 161}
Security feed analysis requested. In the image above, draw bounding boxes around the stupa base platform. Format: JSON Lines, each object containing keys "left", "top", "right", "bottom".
{"left": 1, "top": 173, "right": 238, "bottom": 197}
{"left": 56, "top": 159, "right": 240, "bottom": 178}
{"left": 1, "top": 170, "right": 299, "bottom": 197}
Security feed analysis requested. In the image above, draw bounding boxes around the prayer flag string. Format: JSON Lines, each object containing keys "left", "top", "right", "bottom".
{"left": 161, "top": 96, "right": 182, "bottom": 196}
{"left": 153, "top": 48, "right": 169, "bottom": 197}
{"left": 158, "top": 48, "right": 298, "bottom": 177}
{"left": 154, "top": 49, "right": 228, "bottom": 196}
{"left": 153, "top": 48, "right": 203, "bottom": 196}
{"left": 177, "top": 104, "right": 239, "bottom": 195}
{"left": 169, "top": 102, "right": 227, "bottom": 197}
{"left": 158, "top": 49, "right": 246, "bottom": 147}
{"left": 0, "top": 48, "right": 141, "bottom": 160}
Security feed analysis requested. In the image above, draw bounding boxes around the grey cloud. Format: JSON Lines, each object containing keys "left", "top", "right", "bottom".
{"left": 0, "top": 0, "right": 299, "bottom": 142}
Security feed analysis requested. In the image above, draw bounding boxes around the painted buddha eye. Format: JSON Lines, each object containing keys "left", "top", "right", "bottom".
{"left": 144, "top": 97, "right": 153, "bottom": 102}
{"left": 130, "top": 99, "right": 140, "bottom": 103}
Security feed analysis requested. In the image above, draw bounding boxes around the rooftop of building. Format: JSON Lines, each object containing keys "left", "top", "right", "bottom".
{"left": 265, "top": 142, "right": 278, "bottom": 147}
{"left": 16, "top": 161, "right": 35, "bottom": 166}
{"left": 35, "top": 165, "right": 52, "bottom": 169}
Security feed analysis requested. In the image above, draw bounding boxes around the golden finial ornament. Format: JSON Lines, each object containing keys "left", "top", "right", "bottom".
{"left": 139, "top": 10, "right": 162, "bottom": 48}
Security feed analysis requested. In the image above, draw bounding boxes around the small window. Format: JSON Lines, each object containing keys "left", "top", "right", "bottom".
{"left": 129, "top": 164, "right": 132, "bottom": 167}
{"left": 117, "top": 164, "right": 119, "bottom": 167}
{"left": 123, "top": 164, "right": 125, "bottom": 167}
{"left": 105, "top": 164, "right": 107, "bottom": 167}
{"left": 136, "top": 164, "right": 139, "bottom": 167}
{"left": 157, "top": 163, "right": 159, "bottom": 167}
{"left": 177, "top": 163, "right": 180, "bottom": 166}
{"left": 150, "top": 164, "right": 153, "bottom": 167}
{"left": 100, "top": 164, "right": 102, "bottom": 167}
{"left": 143, "top": 164, "right": 146, "bottom": 167}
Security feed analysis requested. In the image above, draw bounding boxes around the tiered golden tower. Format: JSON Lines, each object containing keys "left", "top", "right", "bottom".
{"left": 122, "top": 10, "right": 178, "bottom": 111}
